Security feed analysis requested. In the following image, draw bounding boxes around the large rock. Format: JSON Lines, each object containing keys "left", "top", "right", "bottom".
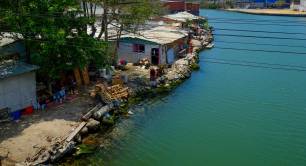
{"left": 85, "top": 119, "right": 100, "bottom": 131}
{"left": 174, "top": 59, "right": 189, "bottom": 66}
{"left": 50, "top": 141, "right": 75, "bottom": 162}
{"left": 93, "top": 104, "right": 114, "bottom": 120}
{"left": 80, "top": 126, "right": 89, "bottom": 136}
{"left": 27, "top": 150, "right": 51, "bottom": 166}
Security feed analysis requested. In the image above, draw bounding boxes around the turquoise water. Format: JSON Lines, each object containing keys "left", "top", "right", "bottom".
{"left": 72, "top": 10, "right": 306, "bottom": 166}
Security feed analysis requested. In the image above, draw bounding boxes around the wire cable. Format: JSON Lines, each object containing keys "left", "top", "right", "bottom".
{"left": 214, "top": 40, "right": 306, "bottom": 49}
{"left": 212, "top": 33, "right": 306, "bottom": 41}
{"left": 203, "top": 57, "right": 306, "bottom": 69}
{"left": 212, "top": 46, "right": 306, "bottom": 55}
{"left": 213, "top": 28, "right": 306, "bottom": 36}
{"left": 202, "top": 59, "right": 306, "bottom": 72}
{"left": 207, "top": 17, "right": 306, "bottom": 23}
{"left": 209, "top": 21, "right": 306, "bottom": 27}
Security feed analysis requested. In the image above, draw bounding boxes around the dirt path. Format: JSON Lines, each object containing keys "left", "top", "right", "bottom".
{"left": 0, "top": 95, "right": 94, "bottom": 165}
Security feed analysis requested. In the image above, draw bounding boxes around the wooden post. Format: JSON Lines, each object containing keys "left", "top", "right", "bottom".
{"left": 66, "top": 122, "right": 87, "bottom": 142}
{"left": 73, "top": 68, "right": 82, "bottom": 86}
{"left": 81, "top": 66, "right": 90, "bottom": 85}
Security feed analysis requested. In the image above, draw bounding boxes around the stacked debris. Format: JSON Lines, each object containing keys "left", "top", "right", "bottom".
{"left": 94, "top": 84, "right": 129, "bottom": 103}
{"left": 138, "top": 58, "right": 150, "bottom": 69}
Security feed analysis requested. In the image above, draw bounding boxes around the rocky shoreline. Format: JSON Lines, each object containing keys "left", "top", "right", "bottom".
{"left": 22, "top": 32, "right": 213, "bottom": 165}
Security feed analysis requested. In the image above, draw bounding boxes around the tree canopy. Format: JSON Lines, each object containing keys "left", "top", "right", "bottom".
{"left": 0, "top": 0, "right": 160, "bottom": 79}
{"left": 82, "top": 0, "right": 161, "bottom": 63}
{"left": 0, "top": 0, "right": 108, "bottom": 79}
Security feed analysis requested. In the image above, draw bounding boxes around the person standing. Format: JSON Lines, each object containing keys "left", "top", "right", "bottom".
{"left": 150, "top": 68, "right": 157, "bottom": 88}
{"left": 39, "top": 95, "right": 47, "bottom": 111}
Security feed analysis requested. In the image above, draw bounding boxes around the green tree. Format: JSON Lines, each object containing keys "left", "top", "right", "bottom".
{"left": 82, "top": 0, "right": 160, "bottom": 40}
{"left": 274, "top": 0, "right": 287, "bottom": 8}
{"left": 81, "top": 0, "right": 161, "bottom": 63}
{"left": 0, "top": 0, "right": 109, "bottom": 79}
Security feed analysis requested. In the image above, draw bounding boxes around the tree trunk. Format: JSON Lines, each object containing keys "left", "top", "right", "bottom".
{"left": 97, "top": 16, "right": 105, "bottom": 39}
{"left": 82, "top": 1, "right": 87, "bottom": 17}
{"left": 73, "top": 68, "right": 82, "bottom": 86}
{"left": 93, "top": 4, "right": 96, "bottom": 16}
{"left": 113, "top": 26, "right": 123, "bottom": 64}
{"left": 90, "top": 3, "right": 93, "bottom": 17}
{"left": 103, "top": 6, "right": 108, "bottom": 41}
{"left": 81, "top": 66, "right": 90, "bottom": 86}
{"left": 97, "top": 5, "right": 108, "bottom": 40}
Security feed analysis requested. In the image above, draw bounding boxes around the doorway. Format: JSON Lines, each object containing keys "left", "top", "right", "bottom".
{"left": 151, "top": 48, "right": 159, "bottom": 65}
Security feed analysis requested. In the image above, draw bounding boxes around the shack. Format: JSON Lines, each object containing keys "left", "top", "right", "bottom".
{"left": 117, "top": 26, "right": 188, "bottom": 65}
{"left": 0, "top": 33, "right": 38, "bottom": 113}
{"left": 291, "top": 0, "right": 306, "bottom": 11}
{"left": 161, "top": 11, "right": 206, "bottom": 28}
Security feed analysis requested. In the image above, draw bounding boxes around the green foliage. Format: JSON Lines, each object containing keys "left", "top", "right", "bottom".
{"left": 190, "top": 63, "right": 200, "bottom": 71}
{"left": 0, "top": 0, "right": 109, "bottom": 79}
{"left": 81, "top": 0, "right": 161, "bottom": 64}
{"left": 274, "top": 0, "right": 287, "bottom": 8}
{"left": 200, "top": 1, "right": 234, "bottom": 9}
{"left": 201, "top": 3, "right": 222, "bottom": 9}
{"left": 0, "top": 0, "right": 160, "bottom": 79}
{"left": 200, "top": 20, "right": 210, "bottom": 31}
{"left": 75, "top": 144, "right": 97, "bottom": 156}
{"left": 109, "top": 0, "right": 161, "bottom": 32}
{"left": 186, "top": 19, "right": 193, "bottom": 27}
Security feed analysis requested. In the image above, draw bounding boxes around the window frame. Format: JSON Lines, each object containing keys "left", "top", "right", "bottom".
{"left": 133, "top": 44, "right": 145, "bottom": 53}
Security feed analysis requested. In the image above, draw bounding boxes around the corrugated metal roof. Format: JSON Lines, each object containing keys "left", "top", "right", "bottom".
{"left": 120, "top": 26, "right": 188, "bottom": 45}
{"left": 0, "top": 33, "right": 17, "bottom": 47}
{"left": 163, "top": 11, "right": 202, "bottom": 22}
{"left": 0, "top": 62, "right": 38, "bottom": 79}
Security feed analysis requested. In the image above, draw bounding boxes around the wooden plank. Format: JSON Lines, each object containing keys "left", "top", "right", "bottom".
{"left": 74, "top": 68, "right": 82, "bottom": 86}
{"left": 66, "top": 122, "right": 87, "bottom": 142}
{"left": 81, "top": 66, "right": 90, "bottom": 85}
{"left": 81, "top": 104, "right": 102, "bottom": 121}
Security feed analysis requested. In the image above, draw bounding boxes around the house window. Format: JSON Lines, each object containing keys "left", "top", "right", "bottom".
{"left": 133, "top": 44, "right": 145, "bottom": 53}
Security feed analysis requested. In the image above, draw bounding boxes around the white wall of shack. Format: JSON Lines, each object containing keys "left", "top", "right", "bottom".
{"left": 291, "top": 0, "right": 306, "bottom": 11}
{"left": 117, "top": 42, "right": 167, "bottom": 64}
{"left": 0, "top": 72, "right": 37, "bottom": 112}
{"left": 302, "top": 0, "right": 306, "bottom": 11}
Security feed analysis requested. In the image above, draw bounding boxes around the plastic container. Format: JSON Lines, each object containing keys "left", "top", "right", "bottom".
{"left": 10, "top": 110, "right": 21, "bottom": 120}
{"left": 22, "top": 106, "right": 34, "bottom": 115}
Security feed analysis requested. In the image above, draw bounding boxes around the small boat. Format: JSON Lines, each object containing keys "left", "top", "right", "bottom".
{"left": 206, "top": 43, "right": 214, "bottom": 49}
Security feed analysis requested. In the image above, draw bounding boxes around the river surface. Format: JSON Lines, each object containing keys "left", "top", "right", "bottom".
{"left": 69, "top": 10, "right": 306, "bottom": 166}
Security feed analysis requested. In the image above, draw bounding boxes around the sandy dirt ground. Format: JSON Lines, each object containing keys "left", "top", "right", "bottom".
{"left": 0, "top": 95, "right": 94, "bottom": 165}
{"left": 227, "top": 9, "right": 306, "bottom": 16}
